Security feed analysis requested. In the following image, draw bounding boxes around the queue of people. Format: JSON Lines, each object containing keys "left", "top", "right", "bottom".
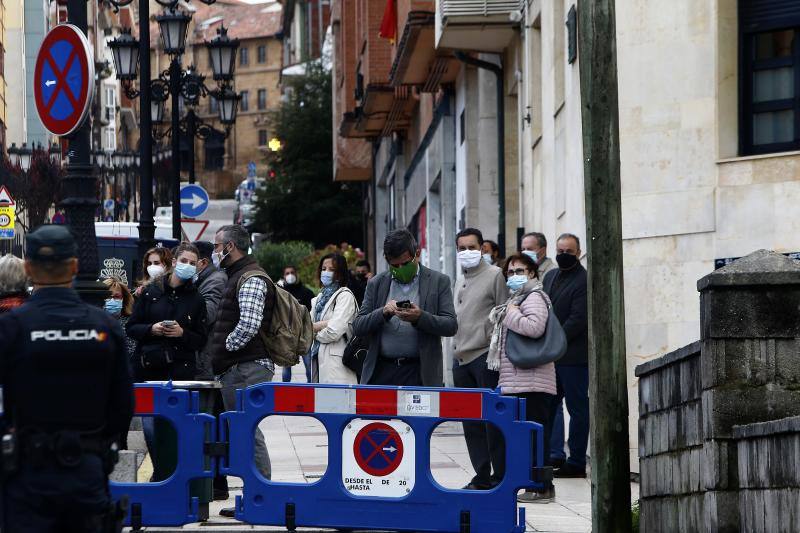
{"left": 0, "top": 220, "right": 585, "bottom": 528}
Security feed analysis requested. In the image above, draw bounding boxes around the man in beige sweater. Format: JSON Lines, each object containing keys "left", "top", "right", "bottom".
{"left": 452, "top": 228, "right": 509, "bottom": 490}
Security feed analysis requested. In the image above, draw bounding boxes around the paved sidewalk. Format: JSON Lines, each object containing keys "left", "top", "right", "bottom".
{"left": 134, "top": 369, "right": 638, "bottom": 532}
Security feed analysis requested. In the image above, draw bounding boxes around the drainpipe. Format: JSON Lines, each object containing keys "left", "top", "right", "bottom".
{"left": 454, "top": 51, "right": 505, "bottom": 253}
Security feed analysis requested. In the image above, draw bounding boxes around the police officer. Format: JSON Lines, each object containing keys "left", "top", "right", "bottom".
{"left": 0, "top": 225, "right": 134, "bottom": 532}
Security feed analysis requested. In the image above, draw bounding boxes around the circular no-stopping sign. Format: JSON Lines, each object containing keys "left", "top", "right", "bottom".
{"left": 353, "top": 422, "right": 404, "bottom": 477}
{"left": 34, "top": 24, "right": 94, "bottom": 137}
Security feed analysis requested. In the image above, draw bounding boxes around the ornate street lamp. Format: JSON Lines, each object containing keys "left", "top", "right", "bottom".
{"left": 50, "top": 143, "right": 62, "bottom": 165}
{"left": 205, "top": 25, "right": 239, "bottom": 81}
{"left": 108, "top": 29, "right": 140, "bottom": 81}
{"left": 216, "top": 85, "right": 240, "bottom": 125}
{"left": 157, "top": 8, "right": 192, "bottom": 56}
{"left": 7, "top": 143, "right": 19, "bottom": 166}
{"left": 19, "top": 143, "right": 32, "bottom": 172}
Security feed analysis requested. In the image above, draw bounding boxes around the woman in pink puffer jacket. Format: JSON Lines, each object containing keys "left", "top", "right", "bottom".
{"left": 486, "top": 252, "right": 557, "bottom": 503}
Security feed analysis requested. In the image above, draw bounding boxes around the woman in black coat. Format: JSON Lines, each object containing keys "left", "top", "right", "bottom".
{"left": 126, "top": 242, "right": 208, "bottom": 382}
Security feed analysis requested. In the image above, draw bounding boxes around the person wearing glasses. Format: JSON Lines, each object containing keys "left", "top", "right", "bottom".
{"left": 490, "top": 252, "right": 557, "bottom": 503}
{"left": 353, "top": 229, "right": 458, "bottom": 387}
{"left": 452, "top": 228, "right": 509, "bottom": 491}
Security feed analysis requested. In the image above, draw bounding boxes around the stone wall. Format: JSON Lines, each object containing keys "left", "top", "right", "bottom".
{"left": 637, "top": 250, "right": 800, "bottom": 532}
{"left": 734, "top": 416, "right": 800, "bottom": 533}
{"left": 636, "top": 342, "right": 704, "bottom": 532}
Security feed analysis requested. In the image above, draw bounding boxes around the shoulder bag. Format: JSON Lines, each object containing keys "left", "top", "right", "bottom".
{"left": 505, "top": 290, "right": 568, "bottom": 369}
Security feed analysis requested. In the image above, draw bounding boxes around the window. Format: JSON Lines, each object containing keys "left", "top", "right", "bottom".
{"left": 566, "top": 5, "right": 577, "bottom": 64}
{"left": 258, "top": 89, "right": 267, "bottom": 110}
{"left": 258, "top": 45, "right": 267, "bottom": 64}
{"left": 739, "top": 1, "right": 800, "bottom": 154}
{"left": 240, "top": 47, "right": 249, "bottom": 66}
{"left": 258, "top": 129, "right": 268, "bottom": 146}
{"left": 240, "top": 90, "right": 249, "bottom": 112}
{"left": 204, "top": 130, "right": 225, "bottom": 170}
{"left": 104, "top": 85, "right": 117, "bottom": 123}
{"left": 104, "top": 126, "right": 116, "bottom": 151}
{"left": 209, "top": 95, "right": 218, "bottom": 114}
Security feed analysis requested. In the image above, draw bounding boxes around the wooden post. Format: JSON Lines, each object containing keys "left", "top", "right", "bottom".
{"left": 577, "top": 1, "right": 632, "bottom": 532}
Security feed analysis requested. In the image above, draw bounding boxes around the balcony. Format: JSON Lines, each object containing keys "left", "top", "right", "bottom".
{"left": 390, "top": 11, "right": 460, "bottom": 92}
{"left": 435, "top": 0, "right": 523, "bottom": 52}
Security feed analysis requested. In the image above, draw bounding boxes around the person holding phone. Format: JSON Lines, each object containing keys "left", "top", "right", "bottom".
{"left": 126, "top": 243, "right": 208, "bottom": 482}
{"left": 127, "top": 242, "right": 208, "bottom": 382}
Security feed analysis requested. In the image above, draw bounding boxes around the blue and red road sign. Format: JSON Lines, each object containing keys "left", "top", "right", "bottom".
{"left": 353, "top": 422, "right": 404, "bottom": 476}
{"left": 34, "top": 24, "right": 94, "bottom": 137}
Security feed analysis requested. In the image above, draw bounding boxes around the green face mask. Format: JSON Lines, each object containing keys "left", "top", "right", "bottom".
{"left": 390, "top": 259, "right": 418, "bottom": 284}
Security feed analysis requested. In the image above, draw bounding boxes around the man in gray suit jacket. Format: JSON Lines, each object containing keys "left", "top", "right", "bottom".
{"left": 353, "top": 229, "right": 458, "bottom": 387}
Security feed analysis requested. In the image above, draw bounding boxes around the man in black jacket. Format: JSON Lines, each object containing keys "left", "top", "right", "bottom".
{"left": 542, "top": 233, "right": 589, "bottom": 479}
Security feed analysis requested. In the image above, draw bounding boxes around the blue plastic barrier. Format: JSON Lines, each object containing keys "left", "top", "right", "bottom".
{"left": 220, "top": 383, "right": 548, "bottom": 533}
{"left": 110, "top": 383, "right": 215, "bottom": 528}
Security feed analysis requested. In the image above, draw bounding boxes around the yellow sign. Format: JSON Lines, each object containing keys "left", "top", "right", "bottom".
{"left": 0, "top": 205, "right": 16, "bottom": 239}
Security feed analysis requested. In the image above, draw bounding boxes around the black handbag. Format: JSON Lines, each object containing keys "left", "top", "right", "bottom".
{"left": 139, "top": 342, "right": 173, "bottom": 371}
{"left": 505, "top": 291, "right": 568, "bottom": 369}
{"left": 342, "top": 335, "right": 368, "bottom": 376}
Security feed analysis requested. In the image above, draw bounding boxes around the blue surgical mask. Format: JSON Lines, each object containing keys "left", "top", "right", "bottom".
{"left": 522, "top": 250, "right": 539, "bottom": 264}
{"left": 506, "top": 275, "right": 528, "bottom": 292}
{"left": 482, "top": 253, "right": 494, "bottom": 265}
{"left": 174, "top": 262, "right": 197, "bottom": 281}
{"left": 320, "top": 271, "right": 335, "bottom": 287}
{"left": 104, "top": 298, "right": 123, "bottom": 315}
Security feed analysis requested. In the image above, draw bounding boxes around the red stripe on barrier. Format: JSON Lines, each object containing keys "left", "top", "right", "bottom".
{"left": 439, "top": 391, "right": 483, "bottom": 419}
{"left": 356, "top": 388, "right": 397, "bottom": 416}
{"left": 274, "top": 386, "right": 315, "bottom": 413}
{"left": 134, "top": 387, "right": 155, "bottom": 414}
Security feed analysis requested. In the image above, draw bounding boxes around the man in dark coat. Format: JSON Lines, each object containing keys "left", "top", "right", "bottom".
{"left": 353, "top": 229, "right": 457, "bottom": 387}
{"left": 542, "top": 233, "right": 589, "bottom": 479}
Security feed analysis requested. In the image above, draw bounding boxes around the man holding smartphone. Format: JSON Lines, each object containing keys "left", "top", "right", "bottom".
{"left": 353, "top": 229, "right": 458, "bottom": 386}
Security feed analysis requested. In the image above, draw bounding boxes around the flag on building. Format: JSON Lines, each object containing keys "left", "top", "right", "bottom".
{"left": 379, "top": 0, "right": 397, "bottom": 43}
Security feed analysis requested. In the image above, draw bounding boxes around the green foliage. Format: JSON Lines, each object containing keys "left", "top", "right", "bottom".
{"left": 297, "top": 244, "right": 338, "bottom": 290}
{"left": 253, "top": 62, "right": 363, "bottom": 248}
{"left": 631, "top": 500, "right": 640, "bottom": 532}
{"left": 254, "top": 240, "right": 314, "bottom": 281}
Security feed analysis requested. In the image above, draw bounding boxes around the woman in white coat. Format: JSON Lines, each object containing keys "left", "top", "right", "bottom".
{"left": 309, "top": 253, "right": 358, "bottom": 384}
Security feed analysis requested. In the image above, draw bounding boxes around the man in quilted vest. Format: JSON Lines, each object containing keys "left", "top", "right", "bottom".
{"left": 209, "top": 224, "right": 275, "bottom": 517}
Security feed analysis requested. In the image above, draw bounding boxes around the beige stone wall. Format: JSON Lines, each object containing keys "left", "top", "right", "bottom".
{"left": 519, "top": 0, "right": 800, "bottom": 469}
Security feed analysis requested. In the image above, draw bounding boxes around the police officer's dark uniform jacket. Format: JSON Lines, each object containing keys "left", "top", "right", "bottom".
{"left": 126, "top": 274, "right": 208, "bottom": 381}
{"left": 0, "top": 225, "right": 134, "bottom": 532}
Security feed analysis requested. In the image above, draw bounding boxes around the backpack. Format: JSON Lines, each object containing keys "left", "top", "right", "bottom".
{"left": 237, "top": 272, "right": 314, "bottom": 367}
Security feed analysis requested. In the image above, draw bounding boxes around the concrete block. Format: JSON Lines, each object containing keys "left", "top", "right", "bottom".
{"left": 701, "top": 338, "right": 800, "bottom": 389}
{"left": 109, "top": 450, "right": 137, "bottom": 483}
{"left": 702, "top": 387, "right": 800, "bottom": 440}
{"left": 697, "top": 250, "right": 800, "bottom": 291}
{"left": 703, "top": 439, "right": 737, "bottom": 491}
{"left": 703, "top": 490, "right": 740, "bottom": 533}
{"left": 676, "top": 493, "right": 705, "bottom": 533}
{"left": 700, "top": 286, "right": 800, "bottom": 340}
{"left": 740, "top": 488, "right": 800, "bottom": 533}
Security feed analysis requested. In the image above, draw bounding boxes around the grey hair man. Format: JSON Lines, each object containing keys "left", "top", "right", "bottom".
{"left": 208, "top": 224, "right": 275, "bottom": 517}
{"left": 521, "top": 232, "right": 556, "bottom": 278}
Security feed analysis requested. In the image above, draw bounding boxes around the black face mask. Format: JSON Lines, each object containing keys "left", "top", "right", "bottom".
{"left": 556, "top": 253, "right": 579, "bottom": 270}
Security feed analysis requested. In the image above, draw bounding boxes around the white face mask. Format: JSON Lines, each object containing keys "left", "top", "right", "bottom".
{"left": 482, "top": 253, "right": 494, "bottom": 265}
{"left": 522, "top": 250, "right": 539, "bottom": 264}
{"left": 147, "top": 264, "right": 165, "bottom": 279}
{"left": 285, "top": 273, "right": 297, "bottom": 285}
{"left": 457, "top": 249, "right": 483, "bottom": 269}
{"left": 212, "top": 246, "right": 229, "bottom": 268}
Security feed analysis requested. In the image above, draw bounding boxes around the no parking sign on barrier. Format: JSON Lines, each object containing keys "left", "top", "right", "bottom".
{"left": 343, "top": 419, "right": 414, "bottom": 497}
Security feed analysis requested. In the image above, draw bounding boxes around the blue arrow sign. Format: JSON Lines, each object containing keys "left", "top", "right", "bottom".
{"left": 180, "top": 184, "right": 209, "bottom": 219}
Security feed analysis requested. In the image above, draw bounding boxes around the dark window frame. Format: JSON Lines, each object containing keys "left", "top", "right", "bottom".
{"left": 240, "top": 90, "right": 249, "bottom": 112}
{"left": 258, "top": 129, "right": 268, "bottom": 146}
{"left": 240, "top": 47, "right": 249, "bottom": 66}
{"left": 257, "top": 89, "right": 267, "bottom": 110}
{"left": 739, "top": 1, "right": 800, "bottom": 155}
{"left": 257, "top": 45, "right": 267, "bottom": 64}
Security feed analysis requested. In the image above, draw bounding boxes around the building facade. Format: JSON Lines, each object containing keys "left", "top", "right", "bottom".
{"left": 6, "top": 0, "right": 24, "bottom": 147}
{"left": 331, "top": 0, "right": 800, "bottom": 467}
{"left": 149, "top": 0, "right": 283, "bottom": 197}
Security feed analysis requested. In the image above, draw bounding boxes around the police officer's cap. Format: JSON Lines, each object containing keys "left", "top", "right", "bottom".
{"left": 26, "top": 225, "right": 78, "bottom": 261}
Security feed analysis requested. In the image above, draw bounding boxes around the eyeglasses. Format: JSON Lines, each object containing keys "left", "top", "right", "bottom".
{"left": 507, "top": 268, "right": 528, "bottom": 276}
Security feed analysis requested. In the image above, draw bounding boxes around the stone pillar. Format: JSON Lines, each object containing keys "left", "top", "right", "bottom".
{"left": 697, "top": 250, "right": 800, "bottom": 532}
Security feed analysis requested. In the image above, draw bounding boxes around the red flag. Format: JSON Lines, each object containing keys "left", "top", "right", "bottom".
{"left": 379, "top": 0, "right": 397, "bottom": 43}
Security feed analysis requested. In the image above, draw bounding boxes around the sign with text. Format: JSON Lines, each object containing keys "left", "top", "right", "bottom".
{"left": 342, "top": 419, "right": 414, "bottom": 498}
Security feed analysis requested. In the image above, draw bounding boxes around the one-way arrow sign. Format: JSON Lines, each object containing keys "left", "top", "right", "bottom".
{"left": 179, "top": 184, "right": 209, "bottom": 218}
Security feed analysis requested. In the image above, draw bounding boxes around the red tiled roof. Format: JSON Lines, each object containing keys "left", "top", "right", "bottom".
{"left": 150, "top": 0, "right": 282, "bottom": 49}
